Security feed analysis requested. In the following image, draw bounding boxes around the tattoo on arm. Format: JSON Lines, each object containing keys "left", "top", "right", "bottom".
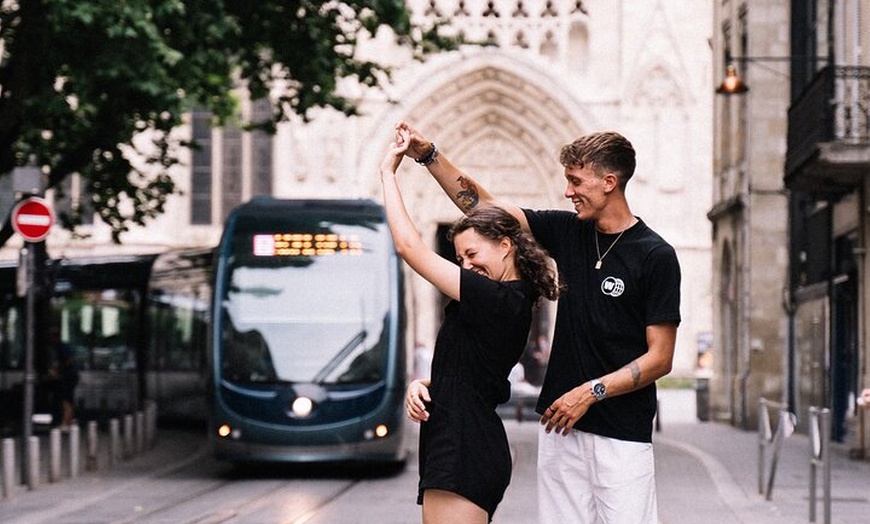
{"left": 455, "top": 176, "right": 479, "bottom": 211}
{"left": 628, "top": 361, "right": 641, "bottom": 388}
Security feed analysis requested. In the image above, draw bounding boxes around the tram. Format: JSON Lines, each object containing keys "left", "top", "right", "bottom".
{"left": 0, "top": 249, "right": 212, "bottom": 429}
{"left": 209, "top": 198, "right": 408, "bottom": 465}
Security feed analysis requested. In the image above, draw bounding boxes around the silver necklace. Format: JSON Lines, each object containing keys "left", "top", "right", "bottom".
{"left": 594, "top": 228, "right": 626, "bottom": 270}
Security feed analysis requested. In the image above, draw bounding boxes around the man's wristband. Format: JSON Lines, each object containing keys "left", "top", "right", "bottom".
{"left": 415, "top": 143, "right": 438, "bottom": 166}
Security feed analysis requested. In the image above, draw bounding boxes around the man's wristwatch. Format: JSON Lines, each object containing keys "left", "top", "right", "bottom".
{"left": 590, "top": 378, "right": 606, "bottom": 402}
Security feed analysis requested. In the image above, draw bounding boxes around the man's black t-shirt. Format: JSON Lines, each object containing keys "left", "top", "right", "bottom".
{"left": 523, "top": 209, "right": 681, "bottom": 443}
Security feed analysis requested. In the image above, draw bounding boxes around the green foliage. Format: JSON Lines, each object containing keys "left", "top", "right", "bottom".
{"left": 0, "top": 0, "right": 457, "bottom": 242}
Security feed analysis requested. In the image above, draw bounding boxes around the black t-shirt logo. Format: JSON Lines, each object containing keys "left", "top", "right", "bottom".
{"left": 601, "top": 276, "right": 625, "bottom": 297}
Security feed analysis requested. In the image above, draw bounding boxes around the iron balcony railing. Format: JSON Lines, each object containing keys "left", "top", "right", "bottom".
{"left": 786, "top": 65, "right": 870, "bottom": 177}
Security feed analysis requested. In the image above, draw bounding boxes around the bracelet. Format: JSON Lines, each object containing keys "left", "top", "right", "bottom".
{"left": 415, "top": 143, "right": 438, "bottom": 166}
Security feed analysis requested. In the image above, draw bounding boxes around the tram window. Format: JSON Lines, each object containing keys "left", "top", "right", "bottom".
{"left": 55, "top": 290, "right": 138, "bottom": 372}
{"left": 148, "top": 286, "right": 208, "bottom": 370}
{"left": 220, "top": 224, "right": 392, "bottom": 385}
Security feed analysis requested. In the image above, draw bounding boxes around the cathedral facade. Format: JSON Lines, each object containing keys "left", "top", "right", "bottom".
{"left": 6, "top": 1, "right": 714, "bottom": 377}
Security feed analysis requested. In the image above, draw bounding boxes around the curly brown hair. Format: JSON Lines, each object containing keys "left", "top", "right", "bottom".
{"left": 448, "top": 207, "right": 560, "bottom": 304}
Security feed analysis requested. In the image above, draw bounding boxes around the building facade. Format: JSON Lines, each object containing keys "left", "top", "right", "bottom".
{"left": 710, "top": 0, "right": 792, "bottom": 429}
{"left": 1, "top": 1, "right": 714, "bottom": 379}
{"left": 712, "top": 0, "right": 870, "bottom": 457}
{"left": 784, "top": 0, "right": 870, "bottom": 453}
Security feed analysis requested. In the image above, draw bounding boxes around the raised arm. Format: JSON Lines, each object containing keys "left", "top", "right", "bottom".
{"left": 395, "top": 121, "right": 530, "bottom": 232}
{"left": 380, "top": 129, "right": 461, "bottom": 301}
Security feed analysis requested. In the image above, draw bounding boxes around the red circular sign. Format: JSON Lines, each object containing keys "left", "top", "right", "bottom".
{"left": 11, "top": 197, "right": 54, "bottom": 242}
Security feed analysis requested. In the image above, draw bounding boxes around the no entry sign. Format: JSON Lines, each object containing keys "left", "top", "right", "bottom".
{"left": 11, "top": 197, "right": 54, "bottom": 242}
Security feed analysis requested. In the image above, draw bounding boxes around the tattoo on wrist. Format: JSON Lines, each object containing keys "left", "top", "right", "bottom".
{"left": 629, "top": 361, "right": 641, "bottom": 387}
{"left": 455, "top": 176, "right": 480, "bottom": 211}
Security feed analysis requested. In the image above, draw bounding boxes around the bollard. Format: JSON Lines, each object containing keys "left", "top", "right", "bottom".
{"left": 2, "top": 438, "right": 15, "bottom": 499}
{"left": 135, "top": 411, "right": 145, "bottom": 454}
{"left": 123, "top": 414, "right": 134, "bottom": 458}
{"left": 146, "top": 401, "right": 157, "bottom": 449}
{"left": 109, "top": 418, "right": 120, "bottom": 467}
{"left": 26, "top": 436, "right": 39, "bottom": 490}
{"left": 758, "top": 398, "right": 773, "bottom": 495}
{"left": 69, "top": 424, "right": 80, "bottom": 478}
{"left": 809, "top": 407, "right": 832, "bottom": 524}
{"left": 757, "top": 397, "right": 796, "bottom": 501}
{"left": 87, "top": 421, "right": 99, "bottom": 471}
{"left": 49, "top": 428, "right": 61, "bottom": 483}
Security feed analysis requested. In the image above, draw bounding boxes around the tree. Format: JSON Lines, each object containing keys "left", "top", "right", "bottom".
{"left": 0, "top": 0, "right": 455, "bottom": 244}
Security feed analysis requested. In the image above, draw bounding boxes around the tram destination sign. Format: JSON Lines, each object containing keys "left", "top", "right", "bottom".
{"left": 11, "top": 196, "right": 54, "bottom": 242}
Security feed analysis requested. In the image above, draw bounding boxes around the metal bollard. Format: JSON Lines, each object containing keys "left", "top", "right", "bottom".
{"left": 809, "top": 407, "right": 832, "bottom": 524}
{"left": 87, "top": 421, "right": 99, "bottom": 471}
{"left": 109, "top": 418, "right": 120, "bottom": 467}
{"left": 49, "top": 428, "right": 61, "bottom": 483}
{"left": 26, "top": 436, "right": 39, "bottom": 490}
{"left": 757, "top": 397, "right": 796, "bottom": 501}
{"left": 135, "top": 411, "right": 145, "bottom": 454}
{"left": 69, "top": 424, "right": 80, "bottom": 478}
{"left": 123, "top": 414, "right": 134, "bottom": 458}
{"left": 757, "top": 398, "right": 773, "bottom": 495}
{"left": 146, "top": 401, "right": 157, "bottom": 449}
{"left": 2, "top": 438, "right": 15, "bottom": 499}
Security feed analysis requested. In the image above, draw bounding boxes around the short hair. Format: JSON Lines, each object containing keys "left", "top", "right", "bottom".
{"left": 559, "top": 132, "right": 636, "bottom": 188}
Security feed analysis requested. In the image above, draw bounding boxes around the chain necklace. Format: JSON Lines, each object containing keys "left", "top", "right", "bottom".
{"left": 594, "top": 228, "right": 627, "bottom": 270}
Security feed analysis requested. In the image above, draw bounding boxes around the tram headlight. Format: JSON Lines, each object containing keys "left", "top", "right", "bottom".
{"left": 217, "top": 424, "right": 241, "bottom": 439}
{"left": 292, "top": 396, "right": 314, "bottom": 418}
{"left": 364, "top": 424, "right": 389, "bottom": 440}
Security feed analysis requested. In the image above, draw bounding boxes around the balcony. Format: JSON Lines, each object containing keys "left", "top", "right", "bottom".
{"left": 785, "top": 66, "right": 870, "bottom": 193}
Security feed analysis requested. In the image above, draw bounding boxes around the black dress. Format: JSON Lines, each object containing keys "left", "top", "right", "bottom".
{"left": 417, "top": 269, "right": 534, "bottom": 521}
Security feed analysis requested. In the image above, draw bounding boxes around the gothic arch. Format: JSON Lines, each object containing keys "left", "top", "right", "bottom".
{"left": 357, "top": 51, "right": 587, "bottom": 348}
{"left": 360, "top": 50, "right": 593, "bottom": 219}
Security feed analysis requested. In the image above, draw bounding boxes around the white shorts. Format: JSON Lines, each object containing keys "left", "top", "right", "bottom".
{"left": 537, "top": 428, "right": 658, "bottom": 524}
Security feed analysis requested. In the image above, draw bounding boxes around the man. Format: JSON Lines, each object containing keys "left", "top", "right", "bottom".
{"left": 396, "top": 121, "right": 681, "bottom": 524}
{"left": 48, "top": 326, "right": 79, "bottom": 431}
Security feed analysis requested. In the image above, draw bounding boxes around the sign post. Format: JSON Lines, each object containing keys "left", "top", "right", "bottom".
{"left": 11, "top": 196, "right": 54, "bottom": 485}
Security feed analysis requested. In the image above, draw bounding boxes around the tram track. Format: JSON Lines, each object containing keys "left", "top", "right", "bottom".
{"left": 131, "top": 476, "right": 361, "bottom": 524}
{"left": 2, "top": 427, "right": 417, "bottom": 524}
{"left": 111, "top": 455, "right": 363, "bottom": 524}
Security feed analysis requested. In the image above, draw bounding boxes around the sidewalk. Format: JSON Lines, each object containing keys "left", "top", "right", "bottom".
{"left": 0, "top": 428, "right": 206, "bottom": 524}
{"left": 655, "top": 389, "right": 870, "bottom": 524}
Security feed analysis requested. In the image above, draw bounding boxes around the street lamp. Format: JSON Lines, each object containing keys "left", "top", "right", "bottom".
{"left": 715, "top": 55, "right": 827, "bottom": 95}
{"left": 716, "top": 64, "right": 749, "bottom": 95}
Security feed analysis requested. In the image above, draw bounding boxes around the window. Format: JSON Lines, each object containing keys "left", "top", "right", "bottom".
{"left": 190, "top": 110, "right": 213, "bottom": 225}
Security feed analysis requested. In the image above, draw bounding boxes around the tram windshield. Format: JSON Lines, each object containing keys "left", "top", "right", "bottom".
{"left": 220, "top": 217, "right": 393, "bottom": 386}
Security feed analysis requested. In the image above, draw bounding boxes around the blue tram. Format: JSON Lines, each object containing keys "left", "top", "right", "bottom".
{"left": 210, "top": 198, "right": 408, "bottom": 465}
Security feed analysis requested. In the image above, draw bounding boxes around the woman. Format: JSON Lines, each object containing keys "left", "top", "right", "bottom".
{"left": 380, "top": 126, "right": 559, "bottom": 523}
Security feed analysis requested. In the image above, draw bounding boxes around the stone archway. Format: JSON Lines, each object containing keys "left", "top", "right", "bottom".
{"left": 364, "top": 53, "right": 588, "bottom": 354}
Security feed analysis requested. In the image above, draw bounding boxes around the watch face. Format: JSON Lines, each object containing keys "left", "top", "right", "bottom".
{"left": 593, "top": 382, "right": 606, "bottom": 398}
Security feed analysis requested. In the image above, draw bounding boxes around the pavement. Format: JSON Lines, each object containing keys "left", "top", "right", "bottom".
{"left": 2, "top": 388, "right": 870, "bottom": 523}
{"left": 653, "top": 389, "right": 870, "bottom": 524}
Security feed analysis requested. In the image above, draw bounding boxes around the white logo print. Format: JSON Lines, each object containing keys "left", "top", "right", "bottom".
{"left": 601, "top": 276, "right": 625, "bottom": 297}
